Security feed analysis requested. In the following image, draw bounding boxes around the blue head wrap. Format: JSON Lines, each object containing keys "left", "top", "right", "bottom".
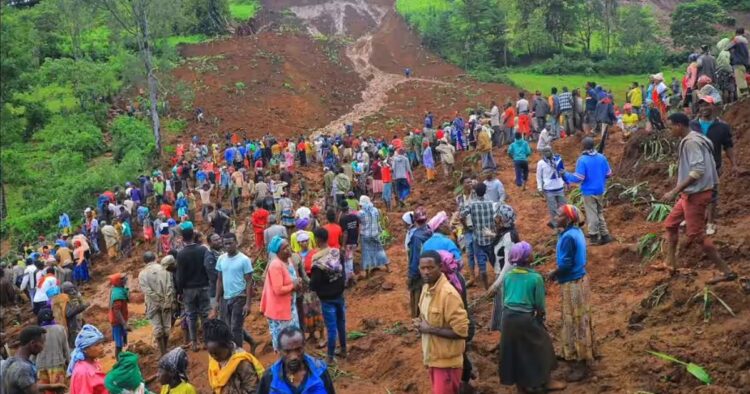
{"left": 268, "top": 235, "right": 285, "bottom": 254}
{"left": 67, "top": 324, "right": 105, "bottom": 376}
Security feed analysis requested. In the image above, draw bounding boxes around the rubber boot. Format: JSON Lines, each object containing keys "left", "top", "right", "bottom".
{"left": 480, "top": 273, "right": 489, "bottom": 290}
{"left": 159, "top": 336, "right": 168, "bottom": 356}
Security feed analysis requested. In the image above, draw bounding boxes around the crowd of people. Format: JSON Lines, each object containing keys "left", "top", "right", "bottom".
{"left": 1, "top": 28, "right": 748, "bottom": 394}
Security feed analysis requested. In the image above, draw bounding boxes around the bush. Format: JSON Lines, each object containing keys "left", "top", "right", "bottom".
{"left": 34, "top": 114, "right": 104, "bottom": 159}
{"left": 110, "top": 116, "right": 156, "bottom": 161}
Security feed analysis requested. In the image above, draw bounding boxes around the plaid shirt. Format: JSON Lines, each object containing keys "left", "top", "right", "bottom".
{"left": 558, "top": 92, "right": 574, "bottom": 112}
{"left": 461, "top": 198, "right": 495, "bottom": 246}
{"left": 358, "top": 207, "right": 382, "bottom": 238}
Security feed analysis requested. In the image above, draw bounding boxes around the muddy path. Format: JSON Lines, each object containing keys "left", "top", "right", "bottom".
{"left": 9, "top": 1, "right": 745, "bottom": 394}
{"left": 283, "top": 1, "right": 452, "bottom": 136}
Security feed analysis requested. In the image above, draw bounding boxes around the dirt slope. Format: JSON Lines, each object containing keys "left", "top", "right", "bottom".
{"left": 18, "top": 1, "right": 749, "bottom": 393}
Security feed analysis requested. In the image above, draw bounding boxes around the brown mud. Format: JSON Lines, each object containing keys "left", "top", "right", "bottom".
{"left": 6, "top": 1, "right": 749, "bottom": 393}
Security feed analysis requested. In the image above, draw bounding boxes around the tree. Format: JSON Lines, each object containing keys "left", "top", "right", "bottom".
{"left": 96, "top": 0, "right": 183, "bottom": 156}
{"left": 618, "top": 4, "right": 657, "bottom": 49}
{"left": 183, "top": 0, "right": 230, "bottom": 35}
{"left": 576, "top": 0, "right": 603, "bottom": 55}
{"left": 670, "top": 0, "right": 725, "bottom": 49}
{"left": 601, "top": 0, "right": 618, "bottom": 54}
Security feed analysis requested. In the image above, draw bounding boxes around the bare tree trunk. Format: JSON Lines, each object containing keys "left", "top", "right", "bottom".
{"left": 133, "top": 0, "right": 161, "bottom": 156}
{"left": 0, "top": 182, "right": 6, "bottom": 221}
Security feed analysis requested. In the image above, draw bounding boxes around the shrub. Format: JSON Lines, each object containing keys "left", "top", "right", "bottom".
{"left": 110, "top": 116, "right": 156, "bottom": 161}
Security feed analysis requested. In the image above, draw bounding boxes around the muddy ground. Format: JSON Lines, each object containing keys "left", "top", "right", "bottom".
{"left": 7, "top": 1, "right": 749, "bottom": 393}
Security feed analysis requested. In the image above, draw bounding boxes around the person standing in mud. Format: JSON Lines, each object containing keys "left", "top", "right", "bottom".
{"left": 563, "top": 137, "right": 612, "bottom": 246}
{"left": 407, "top": 208, "right": 432, "bottom": 317}
{"left": 547, "top": 205, "right": 595, "bottom": 382}
{"left": 415, "top": 250, "right": 469, "bottom": 394}
{"left": 461, "top": 182, "right": 496, "bottom": 290}
{"left": 660, "top": 113, "right": 737, "bottom": 284}
{"left": 175, "top": 221, "right": 211, "bottom": 352}
{"left": 138, "top": 251, "right": 175, "bottom": 355}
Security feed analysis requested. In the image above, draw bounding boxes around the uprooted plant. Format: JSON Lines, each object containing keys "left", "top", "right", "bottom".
{"left": 646, "top": 202, "right": 672, "bottom": 222}
{"left": 637, "top": 233, "right": 663, "bottom": 262}
{"left": 647, "top": 351, "right": 712, "bottom": 385}
{"left": 688, "top": 286, "right": 736, "bottom": 322}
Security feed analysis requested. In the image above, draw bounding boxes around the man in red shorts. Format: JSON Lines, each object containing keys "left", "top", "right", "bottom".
{"left": 660, "top": 112, "right": 736, "bottom": 284}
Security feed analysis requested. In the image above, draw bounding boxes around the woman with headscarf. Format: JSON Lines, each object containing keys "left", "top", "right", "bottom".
{"left": 158, "top": 347, "right": 197, "bottom": 394}
{"left": 548, "top": 204, "right": 595, "bottom": 382}
{"left": 498, "top": 242, "right": 564, "bottom": 392}
{"left": 423, "top": 211, "right": 462, "bottom": 262}
{"left": 35, "top": 308, "right": 70, "bottom": 394}
{"left": 422, "top": 141, "right": 436, "bottom": 182}
{"left": 259, "top": 236, "right": 301, "bottom": 351}
{"left": 68, "top": 324, "right": 107, "bottom": 393}
{"left": 289, "top": 218, "right": 315, "bottom": 253}
{"left": 486, "top": 203, "right": 520, "bottom": 332}
{"left": 290, "top": 231, "right": 326, "bottom": 348}
{"left": 357, "top": 196, "right": 390, "bottom": 276}
{"left": 104, "top": 351, "right": 148, "bottom": 394}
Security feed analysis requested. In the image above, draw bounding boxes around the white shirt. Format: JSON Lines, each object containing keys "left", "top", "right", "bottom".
{"left": 19, "top": 265, "right": 38, "bottom": 292}
{"left": 537, "top": 128, "right": 553, "bottom": 152}
{"left": 489, "top": 105, "right": 500, "bottom": 127}
{"left": 537, "top": 158, "right": 566, "bottom": 192}
{"left": 33, "top": 273, "right": 57, "bottom": 303}
{"left": 516, "top": 99, "right": 529, "bottom": 114}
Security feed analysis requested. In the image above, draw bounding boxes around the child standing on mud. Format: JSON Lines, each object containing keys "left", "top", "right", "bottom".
{"left": 108, "top": 273, "right": 130, "bottom": 357}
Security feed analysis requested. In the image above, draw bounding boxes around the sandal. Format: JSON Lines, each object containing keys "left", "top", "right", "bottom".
{"left": 705, "top": 272, "right": 738, "bottom": 285}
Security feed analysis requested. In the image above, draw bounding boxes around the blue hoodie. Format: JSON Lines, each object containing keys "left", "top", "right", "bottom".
{"left": 261, "top": 354, "right": 331, "bottom": 394}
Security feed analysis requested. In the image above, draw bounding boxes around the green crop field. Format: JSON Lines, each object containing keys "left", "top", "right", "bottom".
{"left": 229, "top": 0, "right": 260, "bottom": 21}
{"left": 505, "top": 68, "right": 683, "bottom": 102}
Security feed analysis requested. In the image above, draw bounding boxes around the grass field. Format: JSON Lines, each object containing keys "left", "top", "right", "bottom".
{"left": 505, "top": 68, "right": 683, "bottom": 102}
{"left": 229, "top": 0, "right": 260, "bottom": 22}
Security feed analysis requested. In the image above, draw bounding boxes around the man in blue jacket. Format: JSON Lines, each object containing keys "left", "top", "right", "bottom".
{"left": 564, "top": 138, "right": 613, "bottom": 245}
{"left": 257, "top": 326, "right": 336, "bottom": 394}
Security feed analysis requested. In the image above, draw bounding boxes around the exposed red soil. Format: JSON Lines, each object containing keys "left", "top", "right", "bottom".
{"left": 6, "top": 1, "right": 750, "bottom": 393}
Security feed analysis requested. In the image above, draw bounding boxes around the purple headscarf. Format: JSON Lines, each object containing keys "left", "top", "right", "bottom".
{"left": 438, "top": 250, "right": 464, "bottom": 293}
{"left": 509, "top": 241, "right": 533, "bottom": 265}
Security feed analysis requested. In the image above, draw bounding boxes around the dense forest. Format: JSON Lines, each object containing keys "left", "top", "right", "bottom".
{"left": 0, "top": 0, "right": 259, "bottom": 238}
{"left": 395, "top": 0, "right": 749, "bottom": 78}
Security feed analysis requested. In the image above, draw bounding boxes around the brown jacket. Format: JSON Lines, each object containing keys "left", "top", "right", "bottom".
{"left": 419, "top": 275, "right": 469, "bottom": 369}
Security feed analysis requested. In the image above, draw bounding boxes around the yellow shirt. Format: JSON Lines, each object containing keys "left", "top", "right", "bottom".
{"left": 418, "top": 275, "right": 469, "bottom": 369}
{"left": 628, "top": 87, "right": 642, "bottom": 107}
{"left": 622, "top": 113, "right": 639, "bottom": 127}
{"left": 160, "top": 382, "right": 198, "bottom": 394}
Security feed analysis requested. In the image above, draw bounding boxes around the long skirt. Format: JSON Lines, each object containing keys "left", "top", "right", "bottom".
{"left": 499, "top": 309, "right": 556, "bottom": 389}
{"left": 489, "top": 288, "right": 504, "bottom": 331}
{"left": 560, "top": 275, "right": 596, "bottom": 362}
{"left": 38, "top": 366, "right": 66, "bottom": 394}
{"left": 518, "top": 114, "right": 531, "bottom": 136}
{"left": 267, "top": 302, "right": 299, "bottom": 351}
{"left": 371, "top": 179, "right": 384, "bottom": 194}
{"left": 72, "top": 261, "right": 90, "bottom": 283}
{"left": 361, "top": 236, "right": 388, "bottom": 270}
{"left": 302, "top": 290, "right": 324, "bottom": 334}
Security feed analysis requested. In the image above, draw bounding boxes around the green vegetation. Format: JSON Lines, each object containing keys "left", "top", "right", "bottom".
{"left": 166, "top": 34, "right": 211, "bottom": 48}
{"left": 1, "top": 0, "right": 258, "bottom": 239}
{"left": 396, "top": 0, "right": 739, "bottom": 88}
{"left": 648, "top": 351, "right": 712, "bottom": 385}
{"left": 229, "top": 0, "right": 260, "bottom": 22}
